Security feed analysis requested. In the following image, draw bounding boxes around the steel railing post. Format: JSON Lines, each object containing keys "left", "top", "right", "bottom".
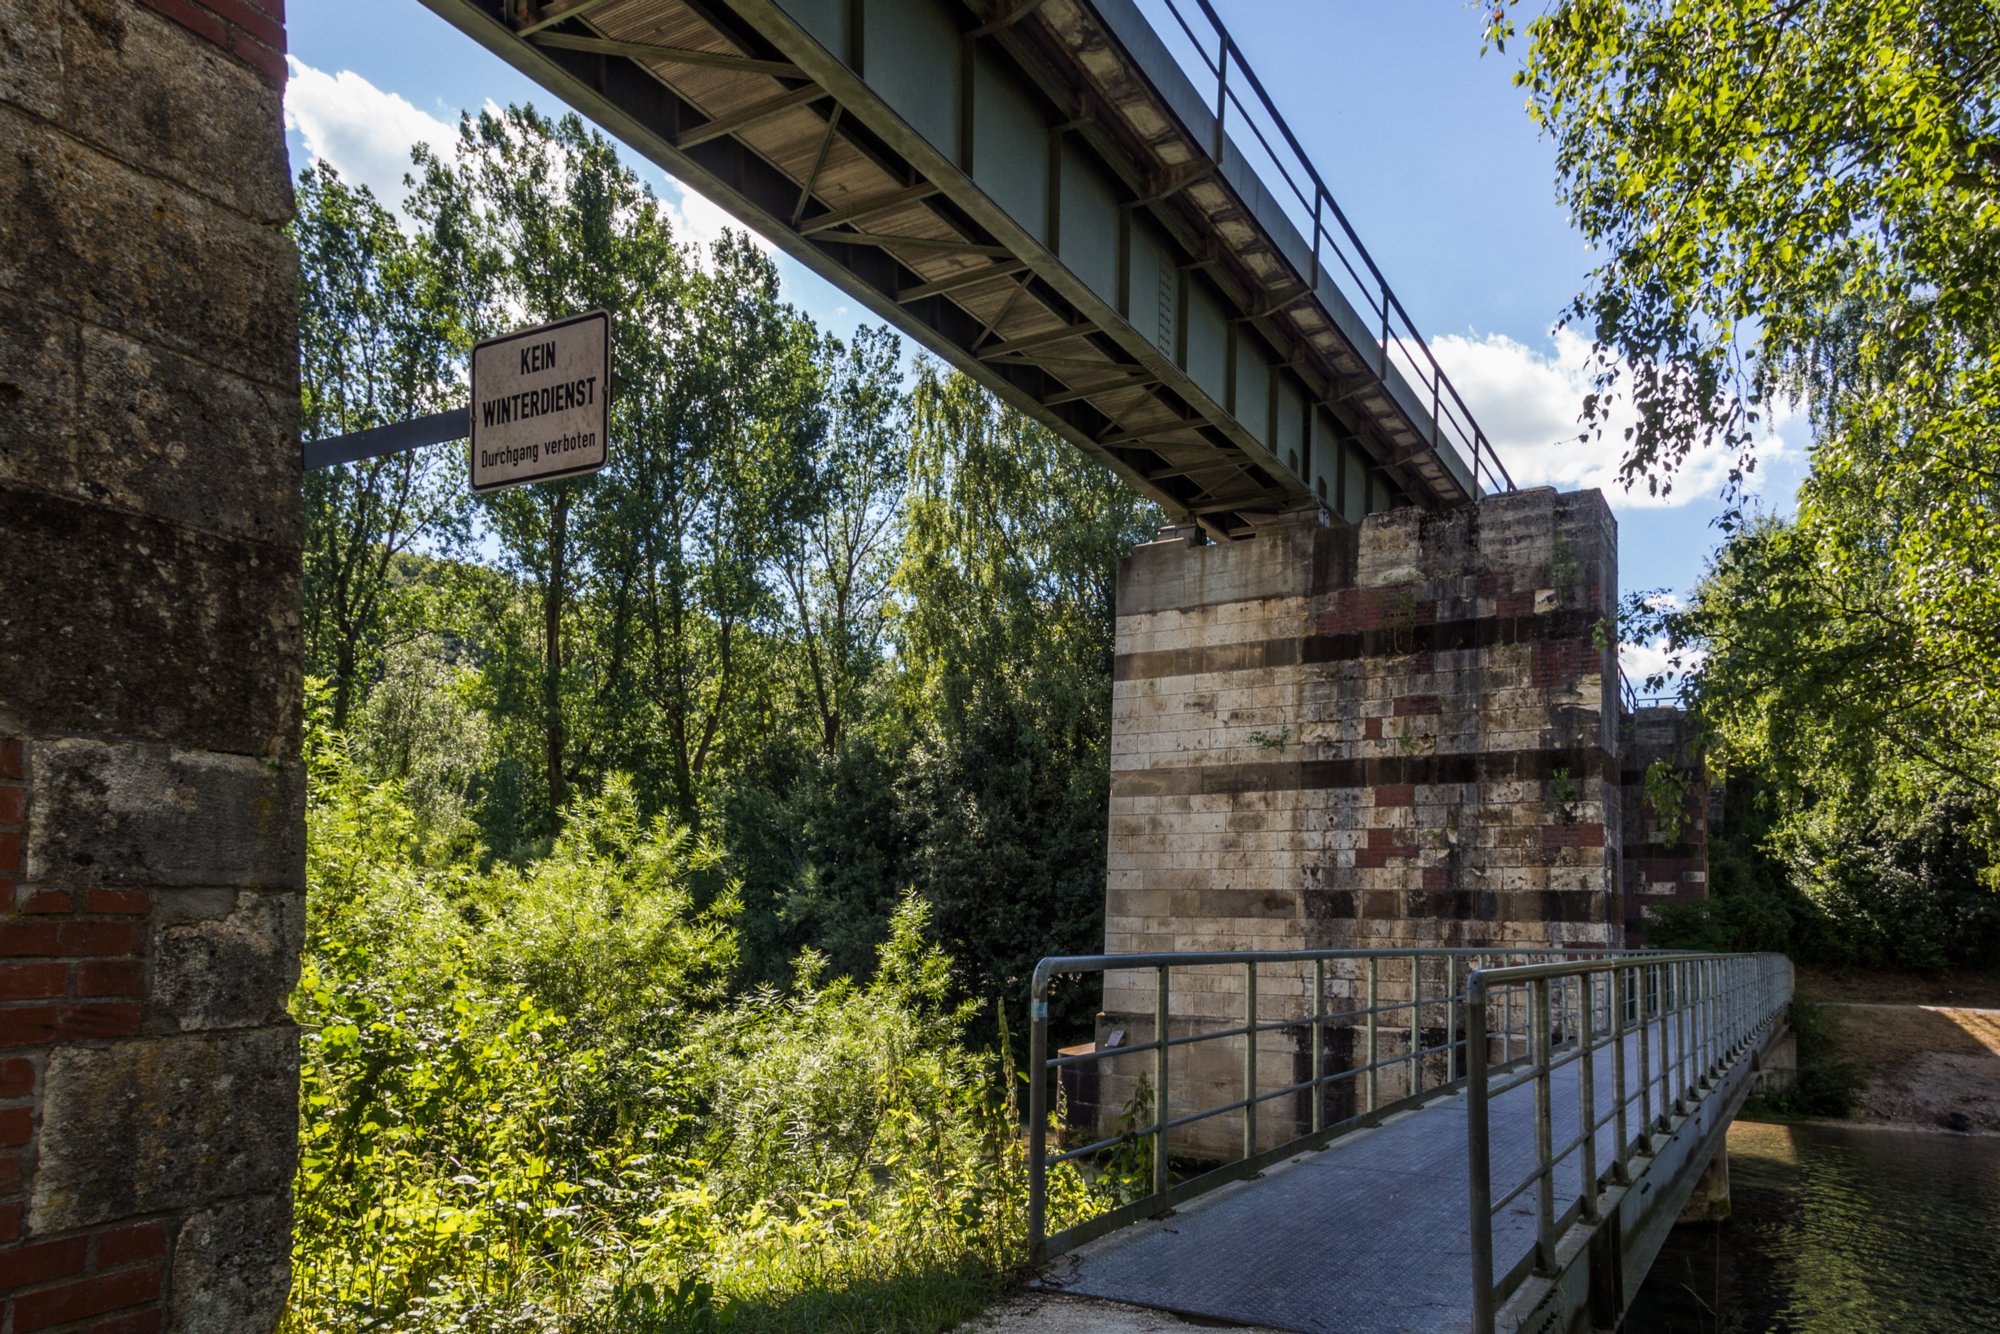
{"left": 1308, "top": 191, "right": 1323, "bottom": 291}
{"left": 1243, "top": 961, "right": 1258, "bottom": 1158}
{"left": 1531, "top": 977, "right": 1556, "bottom": 1273}
{"left": 1365, "top": 956, "right": 1379, "bottom": 1115}
{"left": 1465, "top": 974, "right": 1495, "bottom": 1334}
{"left": 1636, "top": 964, "right": 1651, "bottom": 1138}
{"left": 1378, "top": 281, "right": 1392, "bottom": 376}
{"left": 1154, "top": 966, "right": 1171, "bottom": 1199}
{"left": 1410, "top": 955, "right": 1423, "bottom": 1097}
{"left": 1028, "top": 969, "right": 1050, "bottom": 1262}
{"left": 1676, "top": 959, "right": 1692, "bottom": 1113}
{"left": 1311, "top": 958, "right": 1326, "bottom": 1133}
{"left": 1701, "top": 957, "right": 1714, "bottom": 1083}
{"left": 1446, "top": 955, "right": 1459, "bottom": 1084}
{"left": 1611, "top": 962, "right": 1629, "bottom": 1182}
{"left": 1578, "top": 972, "right": 1599, "bottom": 1221}
{"left": 1212, "top": 37, "right": 1229, "bottom": 163}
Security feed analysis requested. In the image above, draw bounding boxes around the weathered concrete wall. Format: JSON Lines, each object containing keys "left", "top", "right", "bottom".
{"left": 1619, "top": 706, "right": 1709, "bottom": 946}
{"left": 0, "top": 0, "right": 300, "bottom": 1327}
{"left": 1097, "top": 489, "right": 1622, "bottom": 1154}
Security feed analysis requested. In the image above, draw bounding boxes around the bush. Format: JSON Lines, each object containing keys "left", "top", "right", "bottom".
{"left": 287, "top": 713, "right": 1111, "bottom": 1332}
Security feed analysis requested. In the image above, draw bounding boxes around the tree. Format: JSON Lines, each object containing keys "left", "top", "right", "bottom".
{"left": 775, "top": 325, "right": 908, "bottom": 754}
{"left": 295, "top": 163, "right": 469, "bottom": 727}
{"left": 1494, "top": 0, "right": 2000, "bottom": 808}
{"left": 893, "top": 367, "right": 1159, "bottom": 1004}
{"left": 412, "top": 105, "right": 683, "bottom": 817}
{"left": 580, "top": 234, "right": 827, "bottom": 825}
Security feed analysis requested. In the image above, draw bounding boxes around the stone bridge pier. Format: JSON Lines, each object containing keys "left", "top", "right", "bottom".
{"left": 1, "top": 0, "right": 302, "bottom": 1327}
{"left": 1096, "top": 489, "right": 1643, "bottom": 1157}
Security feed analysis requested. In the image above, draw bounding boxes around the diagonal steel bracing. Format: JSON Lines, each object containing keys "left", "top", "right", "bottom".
{"left": 420, "top": 0, "right": 1509, "bottom": 539}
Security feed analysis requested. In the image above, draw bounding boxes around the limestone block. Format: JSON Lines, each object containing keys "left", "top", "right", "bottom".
{"left": 0, "top": 291, "right": 78, "bottom": 479}
{"left": 0, "top": 107, "right": 298, "bottom": 389}
{"left": 74, "top": 324, "right": 302, "bottom": 545}
{"left": 0, "top": 490, "right": 301, "bottom": 752}
{"left": 169, "top": 1191, "right": 293, "bottom": 1332}
{"left": 61, "top": 3, "right": 291, "bottom": 224}
{"left": 28, "top": 738, "right": 305, "bottom": 888}
{"left": 31, "top": 1026, "right": 299, "bottom": 1230}
{"left": 0, "top": 0, "right": 63, "bottom": 118}
{"left": 151, "top": 889, "right": 304, "bottom": 1030}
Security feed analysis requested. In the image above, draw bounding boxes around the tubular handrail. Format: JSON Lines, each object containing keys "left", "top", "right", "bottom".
{"left": 1461, "top": 951, "right": 1792, "bottom": 1330}
{"left": 1138, "top": 0, "right": 1518, "bottom": 498}
{"left": 1025, "top": 945, "right": 1687, "bottom": 1262}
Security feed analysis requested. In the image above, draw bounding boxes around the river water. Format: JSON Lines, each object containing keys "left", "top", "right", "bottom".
{"left": 1626, "top": 1119, "right": 2000, "bottom": 1332}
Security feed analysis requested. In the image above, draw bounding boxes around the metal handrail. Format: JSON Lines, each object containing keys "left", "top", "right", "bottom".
{"left": 1619, "top": 662, "right": 1685, "bottom": 712}
{"left": 1025, "top": 944, "right": 1681, "bottom": 1262}
{"left": 1140, "top": 0, "right": 1517, "bottom": 498}
{"left": 1462, "top": 952, "right": 1792, "bottom": 1330}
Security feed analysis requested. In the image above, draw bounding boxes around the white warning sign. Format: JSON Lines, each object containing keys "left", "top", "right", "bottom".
{"left": 470, "top": 310, "right": 610, "bottom": 492}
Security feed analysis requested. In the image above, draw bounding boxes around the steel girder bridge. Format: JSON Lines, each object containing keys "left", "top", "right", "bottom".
{"left": 420, "top": 0, "right": 1515, "bottom": 542}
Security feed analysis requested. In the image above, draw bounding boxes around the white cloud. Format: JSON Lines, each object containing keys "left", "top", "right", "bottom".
{"left": 663, "top": 182, "right": 774, "bottom": 260}
{"left": 1425, "top": 327, "right": 1804, "bottom": 510}
{"left": 1620, "top": 637, "right": 1705, "bottom": 701}
{"left": 285, "top": 58, "right": 778, "bottom": 263}
{"left": 284, "top": 59, "right": 458, "bottom": 213}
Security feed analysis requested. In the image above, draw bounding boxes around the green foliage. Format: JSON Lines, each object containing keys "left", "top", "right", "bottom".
{"left": 1744, "top": 996, "right": 1864, "bottom": 1121}
{"left": 290, "top": 712, "right": 1041, "bottom": 1332}
{"left": 1639, "top": 757, "right": 1693, "bottom": 845}
{"left": 1492, "top": 0, "right": 2000, "bottom": 970}
{"left": 892, "top": 366, "right": 1159, "bottom": 1017}
{"left": 291, "top": 97, "right": 1161, "bottom": 1330}
{"left": 292, "top": 687, "right": 1136, "bottom": 1332}
{"left": 294, "top": 164, "right": 470, "bottom": 729}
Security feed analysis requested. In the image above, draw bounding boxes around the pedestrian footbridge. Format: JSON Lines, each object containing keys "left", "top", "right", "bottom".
{"left": 1027, "top": 950, "right": 1793, "bottom": 1332}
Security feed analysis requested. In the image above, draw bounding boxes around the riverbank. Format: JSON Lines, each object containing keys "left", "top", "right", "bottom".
{"left": 1789, "top": 972, "right": 2000, "bottom": 1134}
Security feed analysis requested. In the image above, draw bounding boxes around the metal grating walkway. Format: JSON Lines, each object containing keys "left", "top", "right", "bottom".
{"left": 1038, "top": 1024, "right": 1671, "bottom": 1334}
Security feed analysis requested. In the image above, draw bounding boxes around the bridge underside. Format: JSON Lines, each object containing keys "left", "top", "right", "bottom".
{"left": 1046, "top": 1016, "right": 1778, "bottom": 1334}
{"left": 421, "top": 0, "right": 1488, "bottom": 539}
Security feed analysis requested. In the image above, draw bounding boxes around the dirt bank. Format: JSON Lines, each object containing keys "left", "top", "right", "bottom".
{"left": 1817, "top": 1001, "right": 2000, "bottom": 1133}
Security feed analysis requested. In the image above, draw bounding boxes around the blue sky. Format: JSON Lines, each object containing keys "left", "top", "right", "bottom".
{"left": 283, "top": 0, "right": 1809, "bottom": 675}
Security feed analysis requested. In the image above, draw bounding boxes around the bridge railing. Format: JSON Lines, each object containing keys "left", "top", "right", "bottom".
{"left": 1136, "top": 0, "right": 1517, "bottom": 498}
{"left": 1463, "top": 952, "right": 1792, "bottom": 1330}
{"left": 1025, "top": 945, "right": 1675, "bottom": 1262}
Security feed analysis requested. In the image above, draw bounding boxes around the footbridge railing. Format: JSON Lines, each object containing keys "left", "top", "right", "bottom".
{"left": 1464, "top": 951, "right": 1792, "bottom": 1330}
{"left": 1025, "top": 945, "right": 1669, "bottom": 1262}
{"left": 1139, "top": 0, "right": 1518, "bottom": 498}
{"left": 1025, "top": 946, "right": 1791, "bottom": 1315}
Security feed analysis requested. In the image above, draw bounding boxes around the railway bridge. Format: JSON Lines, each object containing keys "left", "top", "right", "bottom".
{"left": 2, "top": 0, "right": 1718, "bottom": 1327}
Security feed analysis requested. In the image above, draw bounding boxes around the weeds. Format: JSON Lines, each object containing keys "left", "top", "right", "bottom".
{"left": 286, "top": 717, "right": 1106, "bottom": 1332}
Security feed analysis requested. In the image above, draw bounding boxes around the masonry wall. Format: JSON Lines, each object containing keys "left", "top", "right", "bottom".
{"left": 1096, "top": 489, "right": 1622, "bottom": 1155}
{"left": 1619, "top": 706, "right": 1710, "bottom": 947}
{"left": 0, "top": 1, "right": 302, "bottom": 1328}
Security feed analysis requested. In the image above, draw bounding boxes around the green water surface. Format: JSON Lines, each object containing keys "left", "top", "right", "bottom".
{"left": 1627, "top": 1118, "right": 2000, "bottom": 1333}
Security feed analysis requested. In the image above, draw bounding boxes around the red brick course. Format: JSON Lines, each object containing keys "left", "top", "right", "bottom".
{"left": 85, "top": 890, "right": 149, "bottom": 917}
{"left": 137, "top": 0, "right": 288, "bottom": 87}
{"left": 13, "top": 1262, "right": 163, "bottom": 1331}
{"left": 0, "top": 1004, "right": 143, "bottom": 1048}
{"left": 0, "top": 1061, "right": 32, "bottom": 1099}
{"left": 90, "top": 1311, "right": 164, "bottom": 1334}
{"left": 76, "top": 960, "right": 145, "bottom": 998}
{"left": 1542, "top": 822, "right": 1607, "bottom": 849}
{"left": 0, "top": 966, "right": 68, "bottom": 1002}
{"left": 94, "top": 1224, "right": 166, "bottom": 1269}
{"left": 0, "top": 732, "right": 172, "bottom": 1323}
